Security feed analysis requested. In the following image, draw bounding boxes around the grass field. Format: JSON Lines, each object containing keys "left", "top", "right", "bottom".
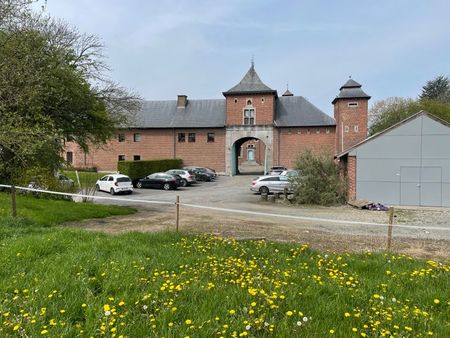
{"left": 0, "top": 192, "right": 135, "bottom": 226}
{"left": 0, "top": 195, "right": 448, "bottom": 337}
{"left": 62, "top": 170, "right": 107, "bottom": 189}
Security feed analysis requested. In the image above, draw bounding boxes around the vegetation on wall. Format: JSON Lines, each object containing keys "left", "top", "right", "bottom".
{"left": 291, "top": 150, "right": 347, "bottom": 206}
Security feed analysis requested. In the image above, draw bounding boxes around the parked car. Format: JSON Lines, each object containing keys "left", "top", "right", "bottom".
{"left": 95, "top": 174, "right": 133, "bottom": 195}
{"left": 183, "top": 167, "right": 215, "bottom": 181}
{"left": 280, "top": 169, "right": 299, "bottom": 178}
{"left": 166, "top": 169, "right": 196, "bottom": 187}
{"left": 268, "top": 166, "right": 288, "bottom": 175}
{"left": 250, "top": 175, "right": 291, "bottom": 194}
{"left": 205, "top": 167, "right": 218, "bottom": 178}
{"left": 136, "top": 173, "right": 179, "bottom": 190}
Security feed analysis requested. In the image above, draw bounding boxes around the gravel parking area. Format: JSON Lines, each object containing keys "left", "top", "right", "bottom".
{"left": 81, "top": 174, "right": 450, "bottom": 259}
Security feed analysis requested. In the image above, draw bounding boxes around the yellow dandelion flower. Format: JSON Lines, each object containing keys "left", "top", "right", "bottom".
{"left": 13, "top": 325, "right": 20, "bottom": 331}
{"left": 41, "top": 329, "right": 48, "bottom": 335}
{"left": 344, "top": 312, "right": 351, "bottom": 317}
{"left": 185, "top": 319, "right": 192, "bottom": 325}
{"left": 286, "top": 311, "right": 293, "bottom": 316}
{"left": 229, "top": 309, "right": 236, "bottom": 315}
{"left": 329, "top": 329, "right": 335, "bottom": 334}
{"left": 433, "top": 299, "right": 440, "bottom": 304}
{"left": 103, "top": 304, "right": 110, "bottom": 312}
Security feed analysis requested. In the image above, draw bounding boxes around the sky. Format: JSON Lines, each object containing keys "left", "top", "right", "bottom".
{"left": 36, "top": 0, "right": 450, "bottom": 116}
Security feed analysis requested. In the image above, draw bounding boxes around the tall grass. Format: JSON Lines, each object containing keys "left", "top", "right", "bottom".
{"left": 0, "top": 224, "right": 447, "bottom": 337}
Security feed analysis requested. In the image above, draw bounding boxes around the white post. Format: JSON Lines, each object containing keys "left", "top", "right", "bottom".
{"left": 264, "top": 144, "right": 268, "bottom": 175}
{"left": 75, "top": 170, "right": 81, "bottom": 188}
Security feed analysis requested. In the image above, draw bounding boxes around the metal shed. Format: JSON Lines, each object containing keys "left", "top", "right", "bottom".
{"left": 339, "top": 111, "right": 450, "bottom": 207}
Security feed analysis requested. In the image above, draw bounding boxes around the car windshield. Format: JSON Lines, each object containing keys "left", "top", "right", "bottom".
{"left": 117, "top": 177, "right": 131, "bottom": 182}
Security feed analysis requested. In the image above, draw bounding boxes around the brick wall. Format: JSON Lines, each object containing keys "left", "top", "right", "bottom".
{"left": 65, "top": 128, "right": 225, "bottom": 172}
{"left": 347, "top": 156, "right": 357, "bottom": 201}
{"left": 334, "top": 99, "right": 368, "bottom": 153}
{"left": 238, "top": 139, "right": 264, "bottom": 164}
{"left": 226, "top": 94, "right": 275, "bottom": 126}
{"left": 276, "top": 126, "right": 336, "bottom": 168}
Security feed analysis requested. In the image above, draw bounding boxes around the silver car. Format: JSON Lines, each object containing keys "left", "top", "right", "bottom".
{"left": 250, "top": 175, "right": 291, "bottom": 194}
{"left": 165, "top": 169, "right": 196, "bottom": 187}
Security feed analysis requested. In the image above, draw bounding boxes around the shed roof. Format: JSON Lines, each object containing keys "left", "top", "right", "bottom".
{"left": 335, "top": 110, "right": 449, "bottom": 158}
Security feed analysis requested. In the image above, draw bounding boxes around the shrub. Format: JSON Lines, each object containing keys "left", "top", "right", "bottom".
{"left": 291, "top": 150, "right": 347, "bottom": 206}
{"left": 118, "top": 159, "right": 183, "bottom": 181}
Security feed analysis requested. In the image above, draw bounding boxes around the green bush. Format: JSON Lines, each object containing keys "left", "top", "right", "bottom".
{"left": 117, "top": 159, "right": 183, "bottom": 181}
{"left": 291, "top": 150, "right": 347, "bottom": 206}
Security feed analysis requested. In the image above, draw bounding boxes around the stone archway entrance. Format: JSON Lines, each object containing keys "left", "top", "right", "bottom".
{"left": 225, "top": 126, "right": 274, "bottom": 176}
{"left": 232, "top": 137, "right": 266, "bottom": 175}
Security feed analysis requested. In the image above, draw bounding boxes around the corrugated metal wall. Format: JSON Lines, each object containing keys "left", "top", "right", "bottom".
{"left": 349, "top": 114, "right": 450, "bottom": 207}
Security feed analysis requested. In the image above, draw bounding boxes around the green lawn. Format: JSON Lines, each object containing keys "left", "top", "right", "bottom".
{"left": 0, "top": 192, "right": 135, "bottom": 227}
{"left": 62, "top": 170, "right": 108, "bottom": 189}
{"left": 0, "top": 200, "right": 448, "bottom": 337}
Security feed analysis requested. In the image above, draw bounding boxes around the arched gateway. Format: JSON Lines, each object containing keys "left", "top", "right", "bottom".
{"left": 226, "top": 127, "right": 273, "bottom": 176}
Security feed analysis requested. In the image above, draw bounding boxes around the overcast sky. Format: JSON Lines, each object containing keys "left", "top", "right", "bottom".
{"left": 37, "top": 0, "right": 450, "bottom": 115}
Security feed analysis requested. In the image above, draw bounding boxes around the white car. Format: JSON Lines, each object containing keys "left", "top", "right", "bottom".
{"left": 250, "top": 175, "right": 291, "bottom": 194}
{"left": 95, "top": 174, "right": 133, "bottom": 195}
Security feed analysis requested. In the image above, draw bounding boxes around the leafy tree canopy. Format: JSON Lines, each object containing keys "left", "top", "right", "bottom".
{"left": 0, "top": 1, "right": 140, "bottom": 184}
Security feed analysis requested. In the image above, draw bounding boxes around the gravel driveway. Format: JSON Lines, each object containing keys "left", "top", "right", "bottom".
{"left": 93, "top": 175, "right": 450, "bottom": 241}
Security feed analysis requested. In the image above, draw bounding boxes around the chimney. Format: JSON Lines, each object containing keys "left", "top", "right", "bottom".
{"left": 177, "top": 95, "right": 187, "bottom": 108}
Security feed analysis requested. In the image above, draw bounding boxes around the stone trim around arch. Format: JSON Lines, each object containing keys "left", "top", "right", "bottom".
{"left": 225, "top": 125, "right": 274, "bottom": 175}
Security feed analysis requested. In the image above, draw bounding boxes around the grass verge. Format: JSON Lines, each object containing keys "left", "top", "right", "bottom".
{"left": 0, "top": 222, "right": 448, "bottom": 337}
{"left": 0, "top": 192, "right": 135, "bottom": 227}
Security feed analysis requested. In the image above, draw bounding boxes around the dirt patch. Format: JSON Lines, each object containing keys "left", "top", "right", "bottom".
{"left": 64, "top": 206, "right": 450, "bottom": 261}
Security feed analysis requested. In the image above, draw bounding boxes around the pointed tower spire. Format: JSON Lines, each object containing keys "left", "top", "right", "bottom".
{"left": 223, "top": 63, "right": 276, "bottom": 95}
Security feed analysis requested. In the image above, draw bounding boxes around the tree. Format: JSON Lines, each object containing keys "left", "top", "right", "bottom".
{"left": 369, "top": 97, "right": 450, "bottom": 135}
{"left": 419, "top": 75, "right": 450, "bottom": 103}
{"left": 0, "top": 1, "right": 140, "bottom": 184}
{"left": 291, "top": 150, "right": 347, "bottom": 206}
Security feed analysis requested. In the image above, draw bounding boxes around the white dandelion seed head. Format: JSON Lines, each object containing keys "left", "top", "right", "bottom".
{"left": 392, "top": 298, "right": 397, "bottom": 303}
{"left": 143, "top": 305, "right": 148, "bottom": 310}
{"left": 303, "top": 317, "right": 308, "bottom": 322}
{"left": 296, "top": 321, "right": 302, "bottom": 326}
{"left": 104, "top": 311, "right": 111, "bottom": 316}
{"left": 245, "top": 325, "right": 251, "bottom": 330}
{"left": 264, "top": 322, "right": 270, "bottom": 327}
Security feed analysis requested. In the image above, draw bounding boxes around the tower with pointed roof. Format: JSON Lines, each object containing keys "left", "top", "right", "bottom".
{"left": 333, "top": 77, "right": 371, "bottom": 153}
{"left": 223, "top": 63, "right": 277, "bottom": 126}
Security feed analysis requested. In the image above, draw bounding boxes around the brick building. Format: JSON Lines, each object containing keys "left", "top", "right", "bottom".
{"left": 65, "top": 64, "right": 370, "bottom": 175}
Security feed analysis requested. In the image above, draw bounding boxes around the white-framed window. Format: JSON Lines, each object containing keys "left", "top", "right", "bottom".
{"left": 344, "top": 126, "right": 349, "bottom": 133}
{"left": 348, "top": 102, "right": 358, "bottom": 107}
{"left": 243, "top": 108, "right": 255, "bottom": 125}
{"left": 354, "top": 125, "right": 359, "bottom": 132}
{"left": 326, "top": 128, "right": 330, "bottom": 134}
{"left": 133, "top": 133, "right": 141, "bottom": 142}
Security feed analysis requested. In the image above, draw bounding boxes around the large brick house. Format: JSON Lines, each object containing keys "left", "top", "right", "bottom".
{"left": 65, "top": 64, "right": 370, "bottom": 175}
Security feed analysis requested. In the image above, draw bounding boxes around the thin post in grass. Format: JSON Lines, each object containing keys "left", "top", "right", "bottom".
{"left": 387, "top": 207, "right": 394, "bottom": 250}
{"left": 11, "top": 185, "right": 17, "bottom": 218}
{"left": 175, "top": 195, "right": 180, "bottom": 232}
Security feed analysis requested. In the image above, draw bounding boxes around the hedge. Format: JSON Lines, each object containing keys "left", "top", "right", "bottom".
{"left": 117, "top": 159, "right": 183, "bottom": 181}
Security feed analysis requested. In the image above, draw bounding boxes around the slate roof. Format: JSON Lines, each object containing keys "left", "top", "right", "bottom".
{"left": 275, "top": 96, "right": 336, "bottom": 127}
{"left": 126, "top": 99, "right": 226, "bottom": 128}
{"left": 332, "top": 78, "right": 370, "bottom": 104}
{"left": 223, "top": 65, "right": 277, "bottom": 95}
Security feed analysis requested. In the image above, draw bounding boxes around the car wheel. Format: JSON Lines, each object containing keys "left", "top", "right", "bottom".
{"left": 110, "top": 188, "right": 115, "bottom": 195}
{"left": 95, "top": 184, "right": 100, "bottom": 192}
{"left": 136, "top": 182, "right": 143, "bottom": 189}
{"left": 163, "top": 183, "right": 171, "bottom": 191}
{"left": 181, "top": 179, "right": 187, "bottom": 187}
{"left": 259, "top": 186, "right": 269, "bottom": 194}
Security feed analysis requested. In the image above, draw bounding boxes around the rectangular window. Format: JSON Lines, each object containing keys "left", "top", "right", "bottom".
{"left": 118, "top": 155, "right": 125, "bottom": 161}
{"left": 178, "top": 133, "right": 185, "bottom": 142}
{"left": 243, "top": 108, "right": 255, "bottom": 125}
{"left": 66, "top": 151, "right": 73, "bottom": 164}
{"left": 133, "top": 133, "right": 141, "bottom": 142}
{"left": 133, "top": 155, "right": 141, "bottom": 161}
{"left": 188, "top": 133, "right": 196, "bottom": 142}
{"left": 207, "top": 132, "right": 215, "bottom": 143}
{"left": 118, "top": 133, "right": 125, "bottom": 142}
{"left": 348, "top": 102, "right": 358, "bottom": 107}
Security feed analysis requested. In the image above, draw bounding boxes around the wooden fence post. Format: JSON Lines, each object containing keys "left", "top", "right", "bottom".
{"left": 387, "top": 207, "right": 394, "bottom": 250}
{"left": 11, "top": 185, "right": 17, "bottom": 218}
{"left": 176, "top": 195, "right": 180, "bottom": 232}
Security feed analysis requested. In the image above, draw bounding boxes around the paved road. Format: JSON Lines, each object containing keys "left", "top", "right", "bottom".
{"left": 94, "top": 175, "right": 450, "bottom": 241}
